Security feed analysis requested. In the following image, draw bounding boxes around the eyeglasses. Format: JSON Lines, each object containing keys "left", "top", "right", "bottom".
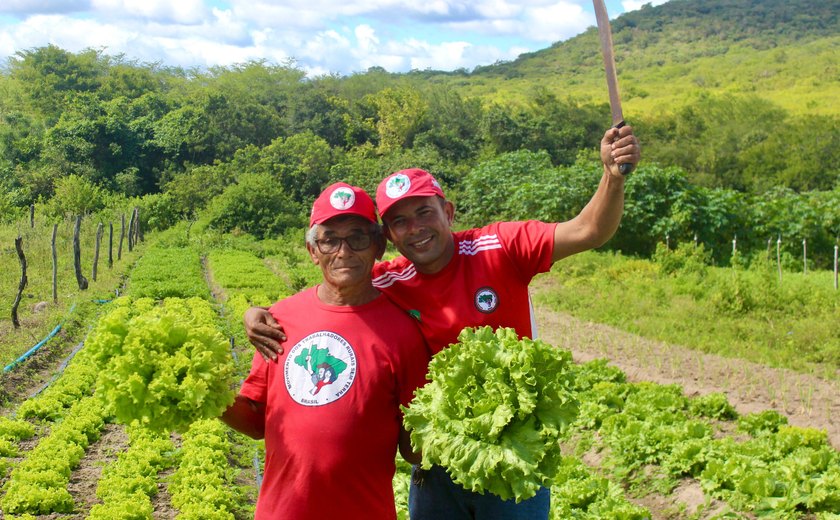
{"left": 314, "top": 233, "right": 373, "bottom": 254}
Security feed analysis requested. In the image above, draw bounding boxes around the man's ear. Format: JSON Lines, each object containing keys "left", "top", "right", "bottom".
{"left": 374, "top": 233, "right": 387, "bottom": 260}
{"left": 444, "top": 200, "right": 455, "bottom": 225}
{"left": 306, "top": 242, "right": 320, "bottom": 265}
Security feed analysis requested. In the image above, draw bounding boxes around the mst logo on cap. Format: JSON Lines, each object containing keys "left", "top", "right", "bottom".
{"left": 310, "top": 182, "right": 376, "bottom": 227}
{"left": 385, "top": 174, "right": 411, "bottom": 199}
{"left": 376, "top": 168, "right": 446, "bottom": 217}
{"left": 330, "top": 186, "right": 355, "bottom": 209}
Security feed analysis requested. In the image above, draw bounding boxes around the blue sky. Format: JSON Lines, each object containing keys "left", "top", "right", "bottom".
{"left": 0, "top": 0, "right": 670, "bottom": 76}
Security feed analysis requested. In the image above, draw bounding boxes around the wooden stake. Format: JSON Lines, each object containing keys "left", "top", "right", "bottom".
{"left": 834, "top": 245, "right": 838, "bottom": 291}
{"left": 776, "top": 236, "right": 783, "bottom": 283}
{"left": 11, "top": 236, "right": 27, "bottom": 328}
{"left": 118, "top": 214, "right": 125, "bottom": 260}
{"left": 92, "top": 222, "right": 103, "bottom": 282}
{"left": 108, "top": 222, "right": 113, "bottom": 268}
{"left": 127, "top": 209, "right": 135, "bottom": 252}
{"left": 802, "top": 239, "right": 807, "bottom": 275}
{"left": 51, "top": 223, "right": 58, "bottom": 303}
{"left": 29, "top": 204, "right": 35, "bottom": 228}
{"left": 73, "top": 216, "right": 89, "bottom": 290}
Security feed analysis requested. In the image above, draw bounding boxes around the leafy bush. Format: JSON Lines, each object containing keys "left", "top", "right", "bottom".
{"left": 203, "top": 173, "right": 304, "bottom": 239}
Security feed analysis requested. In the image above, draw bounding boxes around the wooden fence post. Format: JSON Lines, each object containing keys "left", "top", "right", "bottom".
{"left": 92, "top": 222, "right": 103, "bottom": 282}
{"left": 776, "top": 236, "right": 783, "bottom": 283}
{"left": 73, "top": 216, "right": 89, "bottom": 290}
{"left": 834, "top": 245, "right": 838, "bottom": 291}
{"left": 127, "top": 210, "right": 135, "bottom": 252}
{"left": 29, "top": 205, "right": 35, "bottom": 228}
{"left": 118, "top": 214, "right": 125, "bottom": 260}
{"left": 51, "top": 223, "right": 58, "bottom": 303}
{"left": 802, "top": 239, "right": 807, "bottom": 275}
{"left": 134, "top": 207, "right": 142, "bottom": 244}
{"left": 108, "top": 222, "right": 114, "bottom": 268}
{"left": 12, "top": 236, "right": 28, "bottom": 328}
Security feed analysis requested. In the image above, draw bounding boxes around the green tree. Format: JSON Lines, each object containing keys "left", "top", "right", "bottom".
{"left": 45, "top": 174, "right": 109, "bottom": 218}
{"left": 256, "top": 131, "right": 334, "bottom": 203}
{"left": 369, "top": 87, "right": 428, "bottom": 154}
{"left": 203, "top": 173, "right": 304, "bottom": 239}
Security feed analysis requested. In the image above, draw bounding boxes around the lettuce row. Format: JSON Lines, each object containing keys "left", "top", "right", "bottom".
{"left": 0, "top": 396, "right": 106, "bottom": 514}
{"left": 403, "top": 326, "right": 579, "bottom": 502}
{"left": 169, "top": 419, "right": 240, "bottom": 519}
{"left": 88, "top": 426, "right": 175, "bottom": 520}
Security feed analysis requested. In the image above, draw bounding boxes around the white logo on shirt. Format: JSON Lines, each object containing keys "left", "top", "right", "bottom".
{"left": 285, "top": 331, "right": 357, "bottom": 406}
{"left": 474, "top": 287, "right": 499, "bottom": 313}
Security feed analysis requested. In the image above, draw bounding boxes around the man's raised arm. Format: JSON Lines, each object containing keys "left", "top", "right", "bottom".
{"left": 552, "top": 125, "right": 639, "bottom": 262}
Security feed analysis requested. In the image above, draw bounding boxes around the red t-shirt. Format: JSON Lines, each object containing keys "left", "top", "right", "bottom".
{"left": 239, "top": 287, "right": 430, "bottom": 520}
{"left": 372, "top": 221, "right": 556, "bottom": 354}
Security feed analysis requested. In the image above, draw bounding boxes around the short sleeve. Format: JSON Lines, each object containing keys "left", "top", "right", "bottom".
{"left": 239, "top": 352, "right": 269, "bottom": 404}
{"left": 496, "top": 221, "right": 556, "bottom": 280}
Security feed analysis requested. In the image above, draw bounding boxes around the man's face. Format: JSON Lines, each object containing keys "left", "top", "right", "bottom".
{"left": 382, "top": 195, "right": 455, "bottom": 274}
{"left": 308, "top": 216, "right": 381, "bottom": 289}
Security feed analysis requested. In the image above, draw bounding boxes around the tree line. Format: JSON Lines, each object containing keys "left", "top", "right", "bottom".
{"left": 0, "top": 46, "right": 837, "bottom": 266}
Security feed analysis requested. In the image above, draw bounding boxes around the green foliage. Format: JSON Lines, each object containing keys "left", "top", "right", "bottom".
{"left": 738, "top": 410, "right": 789, "bottom": 436}
{"left": 652, "top": 242, "right": 711, "bottom": 275}
{"left": 688, "top": 392, "right": 738, "bottom": 420}
{"left": 203, "top": 173, "right": 304, "bottom": 239}
{"left": 127, "top": 245, "right": 210, "bottom": 300}
{"left": 169, "top": 419, "right": 240, "bottom": 519}
{"left": 403, "top": 326, "right": 579, "bottom": 502}
{"left": 1, "top": 396, "right": 106, "bottom": 515}
{"left": 368, "top": 86, "right": 428, "bottom": 154}
{"left": 459, "top": 149, "right": 554, "bottom": 225}
{"left": 255, "top": 131, "right": 334, "bottom": 203}
{"left": 539, "top": 250, "right": 840, "bottom": 375}
{"left": 43, "top": 174, "right": 109, "bottom": 218}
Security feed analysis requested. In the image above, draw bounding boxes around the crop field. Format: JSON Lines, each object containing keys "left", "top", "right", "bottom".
{"left": 0, "top": 219, "right": 838, "bottom": 520}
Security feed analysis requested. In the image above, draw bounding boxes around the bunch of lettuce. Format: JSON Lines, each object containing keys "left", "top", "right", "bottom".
{"left": 86, "top": 297, "right": 236, "bottom": 432}
{"left": 403, "top": 326, "right": 579, "bottom": 502}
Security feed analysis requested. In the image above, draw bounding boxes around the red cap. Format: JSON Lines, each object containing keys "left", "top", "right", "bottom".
{"left": 309, "top": 182, "right": 377, "bottom": 227}
{"left": 375, "top": 168, "right": 445, "bottom": 218}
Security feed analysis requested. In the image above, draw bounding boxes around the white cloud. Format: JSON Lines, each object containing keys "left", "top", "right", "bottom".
{"left": 0, "top": 1, "right": 90, "bottom": 15}
{"left": 0, "top": 0, "right": 659, "bottom": 75}
{"left": 92, "top": 0, "right": 210, "bottom": 25}
{"left": 622, "top": 0, "right": 669, "bottom": 12}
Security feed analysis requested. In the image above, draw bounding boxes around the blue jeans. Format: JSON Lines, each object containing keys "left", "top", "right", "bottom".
{"left": 408, "top": 465, "right": 550, "bottom": 520}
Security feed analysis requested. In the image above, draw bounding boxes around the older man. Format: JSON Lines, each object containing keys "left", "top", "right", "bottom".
{"left": 222, "top": 182, "right": 430, "bottom": 520}
{"left": 246, "top": 125, "right": 640, "bottom": 519}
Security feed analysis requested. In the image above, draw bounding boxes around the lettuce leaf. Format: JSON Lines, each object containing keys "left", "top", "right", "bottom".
{"left": 403, "top": 326, "right": 579, "bottom": 502}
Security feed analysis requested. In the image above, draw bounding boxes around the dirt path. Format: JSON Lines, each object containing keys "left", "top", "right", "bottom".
{"left": 534, "top": 306, "right": 840, "bottom": 450}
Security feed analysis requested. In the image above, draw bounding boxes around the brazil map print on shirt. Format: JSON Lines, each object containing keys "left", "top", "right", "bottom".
{"left": 284, "top": 331, "right": 357, "bottom": 406}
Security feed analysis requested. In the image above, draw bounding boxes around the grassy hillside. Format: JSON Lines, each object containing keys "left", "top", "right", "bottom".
{"left": 412, "top": 0, "right": 839, "bottom": 117}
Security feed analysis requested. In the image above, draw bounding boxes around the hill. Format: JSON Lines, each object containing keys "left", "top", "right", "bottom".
{"left": 411, "top": 0, "right": 840, "bottom": 117}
